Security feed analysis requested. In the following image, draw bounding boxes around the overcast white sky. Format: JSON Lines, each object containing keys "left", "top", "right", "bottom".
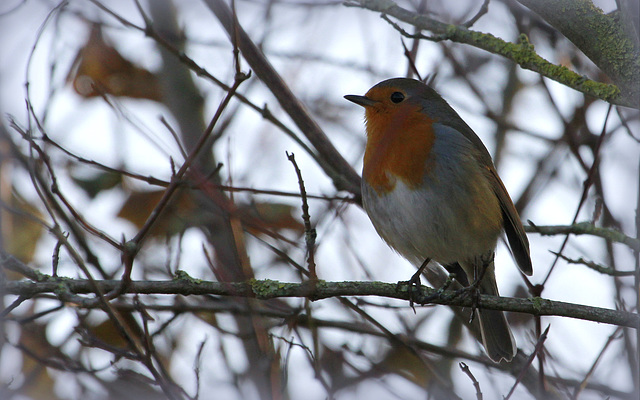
{"left": 1, "top": 1, "right": 638, "bottom": 399}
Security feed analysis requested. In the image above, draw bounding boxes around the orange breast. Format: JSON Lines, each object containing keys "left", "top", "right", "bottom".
{"left": 363, "top": 105, "right": 435, "bottom": 194}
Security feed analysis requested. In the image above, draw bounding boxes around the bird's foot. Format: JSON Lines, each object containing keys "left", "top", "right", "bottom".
{"left": 416, "top": 274, "right": 455, "bottom": 304}
{"left": 397, "top": 258, "right": 430, "bottom": 313}
{"left": 445, "top": 278, "right": 483, "bottom": 323}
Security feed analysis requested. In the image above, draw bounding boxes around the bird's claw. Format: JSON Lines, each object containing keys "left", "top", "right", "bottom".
{"left": 398, "top": 269, "right": 423, "bottom": 313}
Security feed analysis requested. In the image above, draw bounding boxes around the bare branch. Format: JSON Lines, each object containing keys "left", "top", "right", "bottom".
{"left": 286, "top": 152, "right": 317, "bottom": 278}
{"left": 526, "top": 221, "right": 640, "bottom": 252}
{"left": 205, "top": 0, "right": 363, "bottom": 197}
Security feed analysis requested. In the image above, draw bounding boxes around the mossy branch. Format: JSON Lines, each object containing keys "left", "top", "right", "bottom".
{"left": 517, "top": 0, "right": 640, "bottom": 107}
{"left": 345, "top": 0, "right": 637, "bottom": 108}
{"left": 2, "top": 275, "right": 637, "bottom": 329}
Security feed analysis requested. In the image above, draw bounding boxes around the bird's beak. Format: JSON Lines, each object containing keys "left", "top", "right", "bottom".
{"left": 344, "top": 94, "right": 377, "bottom": 107}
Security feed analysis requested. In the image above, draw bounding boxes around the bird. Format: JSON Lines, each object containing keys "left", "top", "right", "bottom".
{"left": 344, "top": 77, "right": 532, "bottom": 362}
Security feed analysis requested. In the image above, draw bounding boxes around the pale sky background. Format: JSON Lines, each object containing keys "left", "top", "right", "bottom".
{"left": 0, "top": 0, "right": 638, "bottom": 399}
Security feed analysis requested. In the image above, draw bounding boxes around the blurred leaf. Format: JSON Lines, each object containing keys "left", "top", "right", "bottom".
{"left": 2, "top": 191, "right": 44, "bottom": 266}
{"left": 67, "top": 24, "right": 161, "bottom": 101}
{"left": 320, "top": 343, "right": 435, "bottom": 391}
{"left": 117, "top": 189, "right": 164, "bottom": 229}
{"left": 117, "top": 188, "right": 196, "bottom": 237}
{"left": 23, "top": 369, "right": 62, "bottom": 400}
{"left": 70, "top": 170, "right": 122, "bottom": 199}
{"left": 195, "top": 309, "right": 219, "bottom": 328}
{"left": 99, "top": 369, "right": 163, "bottom": 400}
{"left": 373, "top": 344, "right": 432, "bottom": 388}
{"left": 20, "top": 321, "right": 81, "bottom": 367}
{"left": 19, "top": 323, "right": 72, "bottom": 400}
{"left": 117, "top": 189, "right": 304, "bottom": 241}
{"left": 318, "top": 346, "right": 348, "bottom": 388}
{"left": 238, "top": 201, "right": 304, "bottom": 237}
{"left": 87, "top": 311, "right": 144, "bottom": 350}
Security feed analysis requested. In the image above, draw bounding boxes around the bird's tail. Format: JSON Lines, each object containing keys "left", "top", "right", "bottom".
{"left": 475, "top": 263, "right": 516, "bottom": 363}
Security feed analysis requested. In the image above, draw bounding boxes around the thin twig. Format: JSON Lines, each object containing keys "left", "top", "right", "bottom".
{"left": 551, "top": 252, "right": 635, "bottom": 276}
{"left": 572, "top": 327, "right": 623, "bottom": 399}
{"left": 204, "top": 0, "right": 362, "bottom": 197}
{"left": 526, "top": 222, "right": 640, "bottom": 252}
{"left": 286, "top": 152, "right": 317, "bottom": 278}
{"left": 400, "top": 37, "right": 423, "bottom": 81}
{"left": 505, "top": 325, "right": 550, "bottom": 400}
{"left": 462, "top": 0, "right": 489, "bottom": 28}
{"left": 193, "top": 338, "right": 207, "bottom": 400}
{"left": 30, "top": 135, "right": 355, "bottom": 202}
{"left": 0, "top": 296, "right": 29, "bottom": 319}
{"left": 11, "top": 119, "right": 122, "bottom": 251}
{"left": 542, "top": 104, "right": 614, "bottom": 286}
{"left": 86, "top": 0, "right": 327, "bottom": 184}
{"left": 459, "top": 362, "right": 483, "bottom": 400}
{"left": 130, "top": 73, "right": 250, "bottom": 250}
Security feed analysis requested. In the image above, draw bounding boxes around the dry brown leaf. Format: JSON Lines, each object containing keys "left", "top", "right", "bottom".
{"left": 67, "top": 24, "right": 161, "bottom": 101}
{"left": 87, "top": 311, "right": 144, "bottom": 350}
{"left": 117, "top": 188, "right": 196, "bottom": 237}
{"left": 2, "top": 192, "right": 44, "bottom": 266}
{"left": 238, "top": 201, "right": 304, "bottom": 237}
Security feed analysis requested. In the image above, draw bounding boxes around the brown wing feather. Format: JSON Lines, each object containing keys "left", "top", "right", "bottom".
{"left": 487, "top": 167, "right": 533, "bottom": 275}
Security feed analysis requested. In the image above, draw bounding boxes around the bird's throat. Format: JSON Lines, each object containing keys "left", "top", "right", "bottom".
{"left": 363, "top": 107, "right": 435, "bottom": 194}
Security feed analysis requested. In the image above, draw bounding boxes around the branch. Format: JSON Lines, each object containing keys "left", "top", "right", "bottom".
{"left": 553, "top": 253, "right": 636, "bottom": 276}
{"left": 86, "top": 0, "right": 321, "bottom": 179}
{"left": 286, "top": 152, "right": 317, "bottom": 277}
{"left": 526, "top": 221, "right": 640, "bottom": 252}
{"left": 516, "top": 0, "right": 640, "bottom": 107}
{"left": 28, "top": 295, "right": 634, "bottom": 398}
{"left": 344, "top": 0, "right": 634, "bottom": 107}
{"left": 2, "top": 275, "right": 637, "bottom": 328}
{"left": 204, "top": 0, "right": 363, "bottom": 198}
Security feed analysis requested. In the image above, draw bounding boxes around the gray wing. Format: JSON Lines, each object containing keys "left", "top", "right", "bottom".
{"left": 424, "top": 90, "right": 532, "bottom": 275}
{"left": 443, "top": 117, "right": 533, "bottom": 275}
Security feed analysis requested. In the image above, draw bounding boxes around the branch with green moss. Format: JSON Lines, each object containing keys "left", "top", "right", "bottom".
{"left": 516, "top": 0, "right": 639, "bottom": 107}
{"left": 2, "top": 273, "right": 637, "bottom": 329}
{"left": 345, "top": 0, "right": 636, "bottom": 108}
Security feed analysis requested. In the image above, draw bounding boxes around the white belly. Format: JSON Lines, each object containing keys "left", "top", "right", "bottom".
{"left": 362, "top": 170, "right": 502, "bottom": 266}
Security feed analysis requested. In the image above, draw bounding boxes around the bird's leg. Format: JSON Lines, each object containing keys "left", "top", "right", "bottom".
{"left": 437, "top": 257, "right": 492, "bottom": 322}
{"left": 415, "top": 273, "right": 455, "bottom": 304}
{"left": 399, "top": 257, "right": 430, "bottom": 312}
{"left": 441, "top": 262, "right": 470, "bottom": 300}
{"left": 464, "top": 254, "right": 494, "bottom": 323}
{"left": 410, "top": 257, "right": 430, "bottom": 287}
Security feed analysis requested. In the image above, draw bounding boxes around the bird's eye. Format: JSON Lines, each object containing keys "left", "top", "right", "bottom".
{"left": 390, "top": 92, "right": 405, "bottom": 103}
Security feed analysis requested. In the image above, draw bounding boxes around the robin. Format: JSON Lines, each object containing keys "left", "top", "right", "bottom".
{"left": 345, "top": 78, "right": 532, "bottom": 362}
